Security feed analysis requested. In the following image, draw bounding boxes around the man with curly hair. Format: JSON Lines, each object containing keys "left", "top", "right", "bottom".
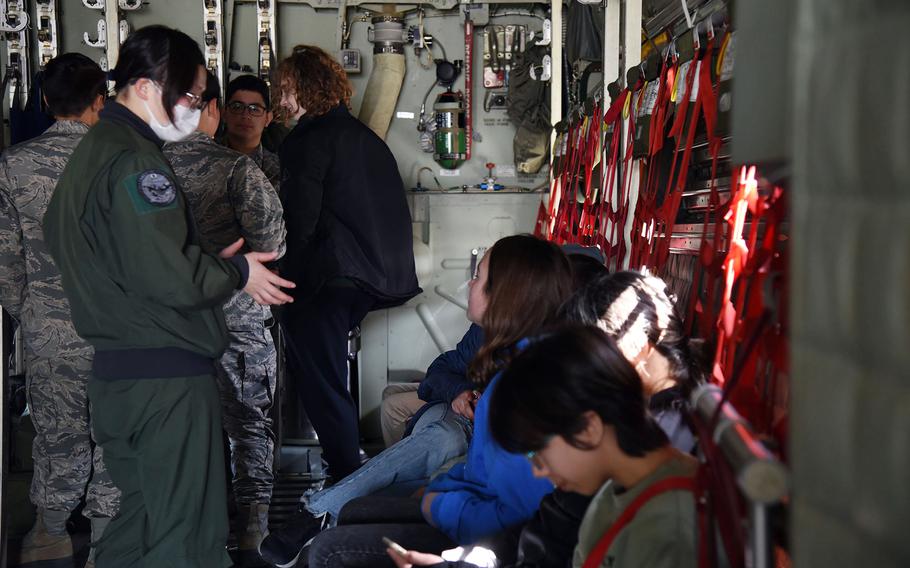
{"left": 273, "top": 45, "right": 421, "bottom": 481}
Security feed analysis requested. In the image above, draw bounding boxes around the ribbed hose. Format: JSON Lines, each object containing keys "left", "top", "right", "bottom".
{"left": 358, "top": 52, "right": 406, "bottom": 140}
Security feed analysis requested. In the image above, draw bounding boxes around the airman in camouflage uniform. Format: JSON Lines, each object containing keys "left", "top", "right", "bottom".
{"left": 220, "top": 74, "right": 281, "bottom": 190}
{"left": 163, "top": 71, "right": 286, "bottom": 560}
{"left": 0, "top": 53, "right": 119, "bottom": 568}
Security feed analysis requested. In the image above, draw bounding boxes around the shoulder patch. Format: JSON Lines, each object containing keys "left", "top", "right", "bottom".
{"left": 137, "top": 170, "right": 176, "bottom": 205}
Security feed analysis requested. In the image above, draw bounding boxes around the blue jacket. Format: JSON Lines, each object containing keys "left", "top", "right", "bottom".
{"left": 418, "top": 324, "right": 485, "bottom": 404}
{"left": 403, "top": 325, "right": 484, "bottom": 438}
{"left": 426, "top": 341, "right": 554, "bottom": 544}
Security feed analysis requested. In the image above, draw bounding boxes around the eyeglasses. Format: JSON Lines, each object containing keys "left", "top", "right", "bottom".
{"left": 227, "top": 101, "right": 268, "bottom": 117}
{"left": 183, "top": 91, "right": 206, "bottom": 110}
{"left": 525, "top": 450, "right": 546, "bottom": 470}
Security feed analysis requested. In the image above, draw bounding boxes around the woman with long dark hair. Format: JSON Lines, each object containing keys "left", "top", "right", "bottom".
{"left": 273, "top": 44, "right": 422, "bottom": 481}
{"left": 43, "top": 26, "right": 292, "bottom": 566}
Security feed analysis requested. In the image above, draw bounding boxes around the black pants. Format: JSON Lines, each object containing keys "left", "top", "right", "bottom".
{"left": 282, "top": 284, "right": 374, "bottom": 479}
{"left": 308, "top": 497, "right": 455, "bottom": 568}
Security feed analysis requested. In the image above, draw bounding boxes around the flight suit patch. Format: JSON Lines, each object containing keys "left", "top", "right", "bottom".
{"left": 137, "top": 170, "right": 176, "bottom": 205}
{"left": 125, "top": 170, "right": 179, "bottom": 215}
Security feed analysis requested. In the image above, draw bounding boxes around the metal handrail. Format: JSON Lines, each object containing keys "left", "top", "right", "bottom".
{"left": 691, "top": 384, "right": 788, "bottom": 568}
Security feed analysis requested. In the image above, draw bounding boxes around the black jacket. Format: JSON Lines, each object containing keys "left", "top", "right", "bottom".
{"left": 278, "top": 105, "right": 421, "bottom": 307}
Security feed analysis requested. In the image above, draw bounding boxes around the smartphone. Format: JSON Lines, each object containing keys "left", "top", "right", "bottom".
{"left": 383, "top": 536, "right": 408, "bottom": 558}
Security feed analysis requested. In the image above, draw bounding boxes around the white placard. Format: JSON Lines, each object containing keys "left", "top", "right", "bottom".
{"left": 497, "top": 165, "right": 517, "bottom": 178}
{"left": 396, "top": 111, "right": 415, "bottom": 119}
{"left": 439, "top": 169, "right": 461, "bottom": 177}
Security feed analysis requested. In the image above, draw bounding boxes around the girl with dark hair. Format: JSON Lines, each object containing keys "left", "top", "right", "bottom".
{"left": 388, "top": 327, "right": 698, "bottom": 568}
{"left": 563, "top": 270, "right": 704, "bottom": 452}
{"left": 43, "top": 25, "right": 292, "bottom": 567}
{"left": 273, "top": 44, "right": 422, "bottom": 481}
{"left": 491, "top": 327, "right": 699, "bottom": 568}
{"left": 261, "top": 235, "right": 574, "bottom": 568}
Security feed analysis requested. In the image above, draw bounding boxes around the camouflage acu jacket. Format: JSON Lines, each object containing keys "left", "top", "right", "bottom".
{"left": 164, "top": 131, "right": 286, "bottom": 329}
{"left": 0, "top": 120, "right": 92, "bottom": 359}
{"left": 252, "top": 144, "right": 281, "bottom": 191}
{"left": 217, "top": 135, "right": 281, "bottom": 191}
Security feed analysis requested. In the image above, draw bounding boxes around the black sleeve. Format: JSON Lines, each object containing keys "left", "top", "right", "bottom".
{"left": 418, "top": 325, "right": 485, "bottom": 403}
{"left": 281, "top": 137, "right": 330, "bottom": 251}
{"left": 512, "top": 490, "right": 592, "bottom": 568}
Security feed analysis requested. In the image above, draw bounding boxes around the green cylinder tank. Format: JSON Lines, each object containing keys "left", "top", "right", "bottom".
{"left": 433, "top": 90, "right": 467, "bottom": 170}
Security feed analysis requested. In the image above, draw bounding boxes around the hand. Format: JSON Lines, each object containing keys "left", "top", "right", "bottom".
{"left": 421, "top": 492, "right": 439, "bottom": 525}
{"left": 219, "top": 237, "right": 245, "bottom": 258}
{"left": 387, "top": 548, "right": 445, "bottom": 568}
{"left": 451, "top": 390, "right": 476, "bottom": 420}
{"left": 243, "top": 251, "right": 296, "bottom": 305}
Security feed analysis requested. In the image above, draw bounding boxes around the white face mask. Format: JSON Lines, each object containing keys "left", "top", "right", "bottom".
{"left": 142, "top": 83, "right": 201, "bottom": 142}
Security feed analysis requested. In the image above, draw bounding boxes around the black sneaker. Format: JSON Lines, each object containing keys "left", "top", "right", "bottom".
{"left": 258, "top": 509, "right": 326, "bottom": 568}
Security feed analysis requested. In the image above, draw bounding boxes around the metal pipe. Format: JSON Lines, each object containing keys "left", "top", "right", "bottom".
{"left": 691, "top": 384, "right": 789, "bottom": 504}
{"left": 360, "top": 12, "right": 407, "bottom": 139}
{"left": 104, "top": 0, "right": 120, "bottom": 69}
{"left": 434, "top": 285, "right": 468, "bottom": 310}
{"left": 549, "top": 0, "right": 562, "bottom": 139}
{"left": 416, "top": 303, "right": 453, "bottom": 353}
{"left": 440, "top": 258, "right": 471, "bottom": 270}
{"left": 750, "top": 502, "right": 772, "bottom": 568}
{"left": 1, "top": 311, "right": 10, "bottom": 568}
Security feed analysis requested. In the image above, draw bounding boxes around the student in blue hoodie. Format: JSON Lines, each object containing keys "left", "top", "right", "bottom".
{"left": 300, "top": 235, "right": 574, "bottom": 568}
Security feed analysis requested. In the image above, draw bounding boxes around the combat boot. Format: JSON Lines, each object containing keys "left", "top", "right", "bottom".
{"left": 18, "top": 509, "right": 73, "bottom": 568}
{"left": 236, "top": 503, "right": 270, "bottom": 567}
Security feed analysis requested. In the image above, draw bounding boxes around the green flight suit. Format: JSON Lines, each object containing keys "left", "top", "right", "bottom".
{"left": 43, "top": 101, "right": 246, "bottom": 568}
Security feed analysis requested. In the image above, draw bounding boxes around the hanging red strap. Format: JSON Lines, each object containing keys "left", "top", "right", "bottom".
{"left": 593, "top": 90, "right": 629, "bottom": 262}
{"left": 631, "top": 59, "right": 677, "bottom": 268}
{"left": 654, "top": 41, "right": 716, "bottom": 271}
{"left": 578, "top": 108, "right": 604, "bottom": 242}
{"left": 581, "top": 476, "right": 697, "bottom": 568}
{"left": 551, "top": 123, "right": 582, "bottom": 243}
{"left": 637, "top": 56, "right": 698, "bottom": 270}
{"left": 544, "top": 132, "right": 567, "bottom": 239}
{"left": 533, "top": 200, "right": 548, "bottom": 237}
{"left": 563, "top": 123, "right": 589, "bottom": 243}
{"left": 612, "top": 88, "right": 645, "bottom": 265}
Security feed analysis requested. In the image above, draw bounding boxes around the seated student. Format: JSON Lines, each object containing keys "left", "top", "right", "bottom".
{"left": 563, "top": 271, "right": 702, "bottom": 452}
{"left": 380, "top": 322, "right": 483, "bottom": 448}
{"left": 384, "top": 270, "right": 704, "bottom": 568}
{"left": 380, "top": 246, "right": 609, "bottom": 448}
{"left": 389, "top": 327, "right": 699, "bottom": 568}
{"left": 261, "top": 235, "right": 574, "bottom": 567}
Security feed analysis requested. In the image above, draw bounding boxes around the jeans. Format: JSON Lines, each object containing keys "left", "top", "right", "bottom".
{"left": 306, "top": 402, "right": 472, "bottom": 520}
{"left": 308, "top": 498, "right": 455, "bottom": 568}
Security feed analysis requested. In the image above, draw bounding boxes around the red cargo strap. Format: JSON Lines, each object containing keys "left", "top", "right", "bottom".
{"left": 581, "top": 476, "right": 697, "bottom": 568}
{"left": 592, "top": 90, "right": 628, "bottom": 260}
{"left": 654, "top": 39, "right": 715, "bottom": 270}
{"left": 578, "top": 107, "right": 604, "bottom": 242}
{"left": 637, "top": 52, "right": 698, "bottom": 270}
{"left": 631, "top": 57, "right": 677, "bottom": 268}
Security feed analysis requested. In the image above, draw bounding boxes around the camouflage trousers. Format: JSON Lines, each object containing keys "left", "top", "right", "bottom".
{"left": 26, "top": 350, "right": 120, "bottom": 518}
{"left": 216, "top": 294, "right": 278, "bottom": 505}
